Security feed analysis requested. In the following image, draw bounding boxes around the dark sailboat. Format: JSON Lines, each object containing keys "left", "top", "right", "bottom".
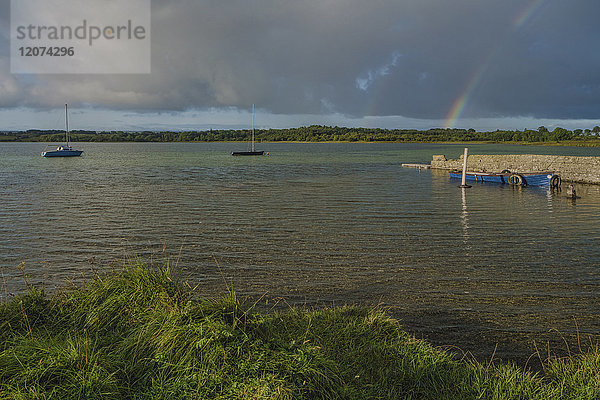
{"left": 231, "top": 104, "right": 265, "bottom": 156}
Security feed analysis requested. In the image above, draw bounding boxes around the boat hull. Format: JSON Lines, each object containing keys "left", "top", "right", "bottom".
{"left": 449, "top": 171, "right": 555, "bottom": 187}
{"left": 42, "top": 149, "right": 83, "bottom": 157}
{"left": 231, "top": 151, "right": 265, "bottom": 156}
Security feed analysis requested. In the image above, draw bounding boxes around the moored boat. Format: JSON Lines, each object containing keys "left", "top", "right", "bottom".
{"left": 231, "top": 150, "right": 265, "bottom": 156}
{"left": 449, "top": 170, "right": 561, "bottom": 187}
{"left": 231, "top": 104, "right": 265, "bottom": 156}
{"left": 41, "top": 145, "right": 83, "bottom": 157}
{"left": 41, "top": 104, "right": 83, "bottom": 157}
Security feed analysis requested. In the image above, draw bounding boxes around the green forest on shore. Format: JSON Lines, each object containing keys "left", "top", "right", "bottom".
{"left": 2, "top": 125, "right": 600, "bottom": 145}
{"left": 1, "top": 264, "right": 599, "bottom": 399}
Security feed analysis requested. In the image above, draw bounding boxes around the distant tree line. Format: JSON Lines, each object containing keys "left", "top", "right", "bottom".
{"left": 1, "top": 125, "right": 600, "bottom": 144}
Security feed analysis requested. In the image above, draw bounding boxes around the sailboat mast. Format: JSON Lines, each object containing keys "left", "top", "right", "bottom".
{"left": 251, "top": 104, "right": 255, "bottom": 152}
{"left": 65, "top": 103, "right": 69, "bottom": 146}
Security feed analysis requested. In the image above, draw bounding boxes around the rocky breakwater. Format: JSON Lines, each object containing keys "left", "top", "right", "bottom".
{"left": 431, "top": 154, "right": 600, "bottom": 185}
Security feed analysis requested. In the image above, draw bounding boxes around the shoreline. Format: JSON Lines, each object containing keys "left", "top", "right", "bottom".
{"left": 246, "top": 294, "right": 599, "bottom": 372}
{"left": 3, "top": 264, "right": 596, "bottom": 372}
{"left": 3, "top": 139, "right": 600, "bottom": 146}
{"left": 1, "top": 264, "right": 598, "bottom": 398}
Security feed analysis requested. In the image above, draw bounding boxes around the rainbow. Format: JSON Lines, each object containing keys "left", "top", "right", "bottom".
{"left": 443, "top": 62, "right": 488, "bottom": 129}
{"left": 513, "top": 0, "right": 547, "bottom": 29}
{"left": 443, "top": 0, "right": 549, "bottom": 129}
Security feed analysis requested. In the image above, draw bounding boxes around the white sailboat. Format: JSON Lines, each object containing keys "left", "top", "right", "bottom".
{"left": 41, "top": 104, "right": 83, "bottom": 157}
{"left": 231, "top": 104, "right": 265, "bottom": 156}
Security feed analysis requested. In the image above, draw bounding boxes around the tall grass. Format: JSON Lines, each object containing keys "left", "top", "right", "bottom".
{"left": 0, "top": 263, "right": 598, "bottom": 399}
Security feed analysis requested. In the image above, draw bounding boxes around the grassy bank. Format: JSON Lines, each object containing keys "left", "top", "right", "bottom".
{"left": 1, "top": 264, "right": 598, "bottom": 399}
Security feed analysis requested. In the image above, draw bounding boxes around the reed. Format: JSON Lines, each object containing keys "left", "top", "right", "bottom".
{"left": 0, "top": 263, "right": 598, "bottom": 399}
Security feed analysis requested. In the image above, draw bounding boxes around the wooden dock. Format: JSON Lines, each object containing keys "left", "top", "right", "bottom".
{"left": 401, "top": 163, "right": 430, "bottom": 169}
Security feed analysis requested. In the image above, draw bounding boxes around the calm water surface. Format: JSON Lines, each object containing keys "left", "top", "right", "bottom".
{"left": 1, "top": 142, "right": 599, "bottom": 361}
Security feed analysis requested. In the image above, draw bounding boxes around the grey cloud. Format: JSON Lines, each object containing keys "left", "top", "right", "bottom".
{"left": 1, "top": 0, "right": 599, "bottom": 120}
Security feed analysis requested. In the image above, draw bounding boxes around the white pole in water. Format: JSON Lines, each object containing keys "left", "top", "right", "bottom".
{"left": 459, "top": 147, "right": 471, "bottom": 188}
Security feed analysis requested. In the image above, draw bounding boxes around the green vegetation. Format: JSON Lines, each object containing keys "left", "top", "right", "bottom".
{"left": 1, "top": 264, "right": 599, "bottom": 399}
{"left": 2, "top": 125, "right": 600, "bottom": 145}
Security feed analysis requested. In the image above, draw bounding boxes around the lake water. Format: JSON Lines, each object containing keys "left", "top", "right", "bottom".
{"left": 1, "top": 142, "right": 599, "bottom": 364}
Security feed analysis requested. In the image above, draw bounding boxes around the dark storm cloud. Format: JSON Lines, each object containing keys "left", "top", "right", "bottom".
{"left": 2, "top": 0, "right": 600, "bottom": 120}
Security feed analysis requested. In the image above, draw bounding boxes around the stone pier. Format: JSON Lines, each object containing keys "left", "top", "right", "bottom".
{"left": 431, "top": 154, "right": 600, "bottom": 185}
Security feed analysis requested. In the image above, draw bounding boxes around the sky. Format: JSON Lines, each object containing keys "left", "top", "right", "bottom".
{"left": 1, "top": 0, "right": 600, "bottom": 132}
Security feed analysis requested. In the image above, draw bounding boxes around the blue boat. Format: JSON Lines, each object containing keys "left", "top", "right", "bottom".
{"left": 41, "top": 104, "right": 83, "bottom": 158}
{"left": 41, "top": 145, "right": 83, "bottom": 157}
{"left": 449, "top": 170, "right": 561, "bottom": 187}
